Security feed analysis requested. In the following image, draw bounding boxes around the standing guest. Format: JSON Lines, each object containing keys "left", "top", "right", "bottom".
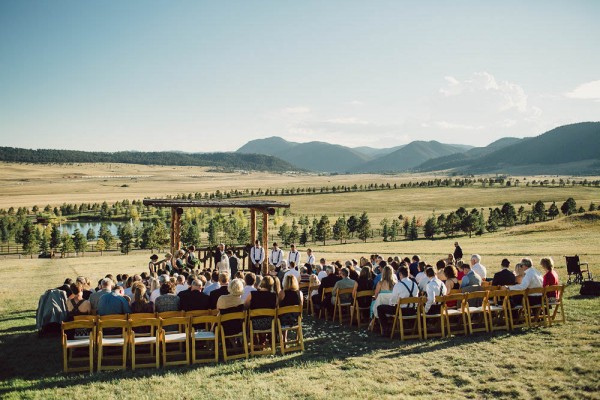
{"left": 228, "top": 250, "right": 239, "bottom": 277}
{"left": 186, "top": 245, "right": 197, "bottom": 268}
{"left": 216, "top": 278, "right": 245, "bottom": 336}
{"left": 174, "top": 249, "right": 186, "bottom": 273}
{"left": 154, "top": 282, "right": 180, "bottom": 312}
{"left": 541, "top": 257, "right": 560, "bottom": 299}
{"left": 66, "top": 283, "right": 91, "bottom": 319}
{"left": 492, "top": 258, "right": 517, "bottom": 286}
{"left": 425, "top": 267, "right": 447, "bottom": 314}
{"left": 241, "top": 273, "right": 257, "bottom": 303}
{"left": 409, "top": 255, "right": 421, "bottom": 278}
{"left": 269, "top": 242, "right": 284, "bottom": 271}
{"left": 89, "top": 278, "right": 113, "bottom": 311}
{"left": 454, "top": 242, "right": 463, "bottom": 262}
{"left": 209, "top": 272, "right": 231, "bottom": 309}
{"left": 214, "top": 243, "right": 224, "bottom": 269}
{"left": 130, "top": 282, "right": 154, "bottom": 313}
{"left": 331, "top": 268, "right": 357, "bottom": 306}
{"left": 377, "top": 266, "right": 418, "bottom": 334}
{"left": 97, "top": 286, "right": 131, "bottom": 316}
{"left": 163, "top": 253, "right": 174, "bottom": 274}
{"left": 470, "top": 254, "right": 487, "bottom": 280}
{"left": 250, "top": 240, "right": 265, "bottom": 275}
{"left": 460, "top": 264, "right": 482, "bottom": 289}
{"left": 178, "top": 279, "right": 210, "bottom": 311}
{"left": 306, "top": 248, "right": 315, "bottom": 266}
{"left": 288, "top": 244, "right": 301, "bottom": 266}
{"left": 507, "top": 258, "right": 544, "bottom": 305}
{"left": 203, "top": 271, "right": 220, "bottom": 295}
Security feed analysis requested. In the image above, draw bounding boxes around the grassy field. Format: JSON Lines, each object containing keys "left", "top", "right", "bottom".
{"left": 0, "top": 213, "right": 599, "bottom": 399}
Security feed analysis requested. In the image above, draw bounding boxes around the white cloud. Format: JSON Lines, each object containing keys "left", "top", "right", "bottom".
{"left": 565, "top": 80, "right": 600, "bottom": 100}
{"left": 431, "top": 121, "right": 485, "bottom": 130}
{"left": 281, "top": 106, "right": 311, "bottom": 114}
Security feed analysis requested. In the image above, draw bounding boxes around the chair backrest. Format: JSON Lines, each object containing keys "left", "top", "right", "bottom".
{"left": 98, "top": 318, "right": 129, "bottom": 329}
{"left": 526, "top": 287, "right": 545, "bottom": 296}
{"left": 277, "top": 305, "right": 303, "bottom": 317}
{"left": 160, "top": 316, "right": 189, "bottom": 330}
{"left": 129, "top": 317, "right": 160, "bottom": 329}
{"left": 190, "top": 315, "right": 219, "bottom": 326}
{"left": 483, "top": 285, "right": 501, "bottom": 292}
{"left": 465, "top": 291, "right": 488, "bottom": 300}
{"left": 489, "top": 289, "right": 510, "bottom": 298}
{"left": 98, "top": 314, "right": 128, "bottom": 320}
{"left": 299, "top": 282, "right": 310, "bottom": 290}
{"left": 62, "top": 320, "right": 96, "bottom": 331}
{"left": 129, "top": 312, "right": 156, "bottom": 320}
{"left": 157, "top": 311, "right": 184, "bottom": 319}
{"left": 544, "top": 285, "right": 564, "bottom": 300}
{"left": 185, "top": 310, "right": 210, "bottom": 318}
{"left": 396, "top": 296, "right": 421, "bottom": 311}
{"left": 249, "top": 308, "right": 277, "bottom": 318}
{"left": 355, "top": 290, "right": 374, "bottom": 299}
{"left": 481, "top": 281, "right": 491, "bottom": 287}
{"left": 438, "top": 293, "right": 465, "bottom": 305}
{"left": 320, "top": 287, "right": 334, "bottom": 299}
{"left": 335, "top": 288, "right": 355, "bottom": 304}
{"left": 219, "top": 311, "right": 246, "bottom": 323}
{"left": 73, "top": 315, "right": 97, "bottom": 322}
{"left": 565, "top": 256, "right": 581, "bottom": 274}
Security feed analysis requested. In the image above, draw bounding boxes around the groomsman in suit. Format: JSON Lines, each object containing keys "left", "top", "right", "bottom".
{"left": 269, "top": 242, "right": 284, "bottom": 271}
{"left": 306, "top": 248, "right": 315, "bottom": 265}
{"left": 288, "top": 244, "right": 301, "bottom": 268}
{"left": 249, "top": 240, "right": 265, "bottom": 275}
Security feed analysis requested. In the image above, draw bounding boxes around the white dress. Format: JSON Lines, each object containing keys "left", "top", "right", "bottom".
{"left": 217, "top": 254, "right": 230, "bottom": 275}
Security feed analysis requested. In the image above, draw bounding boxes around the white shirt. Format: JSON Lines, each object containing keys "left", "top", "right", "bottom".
{"left": 306, "top": 254, "right": 315, "bottom": 265}
{"left": 317, "top": 270, "right": 328, "bottom": 281}
{"left": 288, "top": 250, "right": 300, "bottom": 266}
{"left": 284, "top": 268, "right": 301, "bottom": 283}
{"left": 390, "top": 278, "right": 419, "bottom": 306}
{"left": 150, "top": 288, "right": 161, "bottom": 304}
{"left": 241, "top": 285, "right": 257, "bottom": 302}
{"left": 425, "top": 277, "right": 447, "bottom": 312}
{"left": 175, "top": 284, "right": 188, "bottom": 295}
{"left": 472, "top": 263, "right": 487, "bottom": 280}
{"left": 509, "top": 267, "right": 543, "bottom": 295}
{"left": 250, "top": 246, "right": 265, "bottom": 264}
{"left": 203, "top": 281, "right": 220, "bottom": 295}
{"left": 269, "top": 248, "right": 284, "bottom": 267}
{"left": 415, "top": 272, "right": 427, "bottom": 291}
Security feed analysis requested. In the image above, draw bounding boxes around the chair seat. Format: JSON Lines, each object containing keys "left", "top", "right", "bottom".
{"left": 548, "top": 299, "right": 560, "bottom": 305}
{"left": 425, "top": 313, "right": 442, "bottom": 317}
{"left": 194, "top": 331, "right": 215, "bottom": 339}
{"left": 489, "top": 305, "right": 504, "bottom": 311}
{"left": 446, "top": 309, "right": 462, "bottom": 315}
{"left": 281, "top": 324, "right": 299, "bottom": 329}
{"left": 73, "top": 335, "right": 90, "bottom": 340}
{"left": 101, "top": 337, "right": 126, "bottom": 345}
{"left": 467, "top": 307, "right": 485, "bottom": 312}
{"left": 511, "top": 305, "right": 523, "bottom": 310}
{"left": 164, "top": 333, "right": 187, "bottom": 342}
{"left": 133, "top": 336, "right": 158, "bottom": 344}
{"left": 66, "top": 338, "right": 92, "bottom": 348}
{"left": 339, "top": 302, "right": 352, "bottom": 306}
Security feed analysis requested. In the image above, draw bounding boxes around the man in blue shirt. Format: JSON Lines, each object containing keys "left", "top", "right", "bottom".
{"left": 97, "top": 286, "right": 132, "bottom": 315}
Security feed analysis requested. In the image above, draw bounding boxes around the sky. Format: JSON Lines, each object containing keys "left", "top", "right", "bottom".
{"left": 1, "top": 0, "right": 599, "bottom": 152}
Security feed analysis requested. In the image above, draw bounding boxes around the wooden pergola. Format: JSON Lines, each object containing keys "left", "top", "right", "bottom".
{"left": 142, "top": 199, "right": 290, "bottom": 269}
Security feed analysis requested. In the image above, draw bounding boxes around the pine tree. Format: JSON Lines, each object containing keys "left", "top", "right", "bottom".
{"left": 315, "top": 215, "right": 331, "bottom": 245}
{"left": 96, "top": 238, "right": 106, "bottom": 255}
{"left": 357, "top": 212, "right": 371, "bottom": 242}
{"left": 408, "top": 216, "right": 418, "bottom": 241}
{"left": 73, "top": 228, "right": 88, "bottom": 256}
{"left": 119, "top": 224, "right": 134, "bottom": 254}
{"left": 424, "top": 216, "right": 437, "bottom": 239}
{"left": 333, "top": 217, "right": 348, "bottom": 244}
{"left": 50, "top": 225, "right": 62, "bottom": 251}
{"left": 18, "top": 220, "right": 39, "bottom": 258}
{"left": 60, "top": 232, "right": 75, "bottom": 257}
{"left": 86, "top": 228, "right": 96, "bottom": 241}
{"left": 299, "top": 227, "right": 308, "bottom": 246}
{"left": 561, "top": 198, "right": 577, "bottom": 216}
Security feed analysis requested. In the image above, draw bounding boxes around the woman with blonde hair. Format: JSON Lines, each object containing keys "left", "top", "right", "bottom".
{"left": 309, "top": 274, "right": 321, "bottom": 299}
{"left": 130, "top": 281, "right": 154, "bottom": 313}
{"left": 541, "top": 257, "right": 560, "bottom": 299}
{"left": 371, "top": 265, "right": 397, "bottom": 322}
{"left": 217, "top": 278, "right": 245, "bottom": 336}
{"left": 514, "top": 262, "right": 525, "bottom": 284}
{"left": 278, "top": 275, "right": 303, "bottom": 336}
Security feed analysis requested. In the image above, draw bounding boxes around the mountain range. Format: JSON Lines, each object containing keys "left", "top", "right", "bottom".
{"left": 237, "top": 122, "right": 600, "bottom": 174}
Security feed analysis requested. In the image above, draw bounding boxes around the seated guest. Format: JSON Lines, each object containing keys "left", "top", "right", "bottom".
{"left": 312, "top": 265, "right": 340, "bottom": 315}
{"left": 150, "top": 275, "right": 168, "bottom": 303}
{"left": 470, "top": 254, "right": 487, "bottom": 280}
{"left": 89, "top": 278, "right": 113, "bottom": 311}
{"left": 130, "top": 282, "right": 154, "bottom": 313}
{"left": 278, "top": 275, "right": 303, "bottom": 330}
{"left": 331, "top": 268, "right": 357, "bottom": 306}
{"left": 66, "top": 282, "right": 91, "bottom": 319}
{"left": 346, "top": 261, "right": 359, "bottom": 281}
{"left": 492, "top": 258, "right": 517, "bottom": 286}
{"left": 425, "top": 267, "right": 447, "bottom": 315}
{"left": 377, "top": 266, "right": 419, "bottom": 334}
{"left": 460, "top": 264, "right": 482, "bottom": 289}
{"left": 372, "top": 260, "right": 386, "bottom": 289}
{"left": 283, "top": 261, "right": 300, "bottom": 283}
{"left": 317, "top": 260, "right": 328, "bottom": 280}
{"left": 415, "top": 262, "right": 428, "bottom": 292}
{"left": 353, "top": 266, "right": 373, "bottom": 308}
{"left": 56, "top": 278, "right": 74, "bottom": 297}
{"left": 444, "top": 265, "right": 460, "bottom": 293}
{"left": 209, "top": 272, "right": 231, "bottom": 310}
{"left": 409, "top": 255, "right": 420, "bottom": 278}
{"left": 254, "top": 275, "right": 263, "bottom": 290}
{"left": 203, "top": 271, "right": 220, "bottom": 295}
{"left": 308, "top": 274, "right": 321, "bottom": 300}
{"left": 216, "top": 278, "right": 245, "bottom": 335}
{"left": 446, "top": 253, "right": 455, "bottom": 266}
{"left": 371, "top": 265, "right": 397, "bottom": 319}
{"left": 507, "top": 258, "right": 543, "bottom": 305}
{"left": 178, "top": 279, "right": 210, "bottom": 311}
{"left": 175, "top": 274, "right": 188, "bottom": 294}
{"left": 97, "top": 286, "right": 132, "bottom": 316}
{"left": 154, "top": 282, "right": 180, "bottom": 313}
{"left": 514, "top": 262, "right": 525, "bottom": 284}
{"left": 246, "top": 275, "right": 277, "bottom": 332}
{"left": 541, "top": 257, "right": 560, "bottom": 299}
{"left": 299, "top": 266, "right": 311, "bottom": 284}
{"left": 241, "top": 273, "right": 257, "bottom": 303}
{"left": 436, "top": 260, "right": 447, "bottom": 281}
{"left": 76, "top": 276, "right": 93, "bottom": 300}
{"left": 456, "top": 260, "right": 465, "bottom": 281}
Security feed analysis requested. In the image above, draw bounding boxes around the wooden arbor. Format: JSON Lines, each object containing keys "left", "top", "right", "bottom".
{"left": 142, "top": 199, "right": 290, "bottom": 270}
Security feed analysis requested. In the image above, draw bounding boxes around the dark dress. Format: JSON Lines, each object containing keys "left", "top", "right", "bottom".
{"left": 220, "top": 304, "right": 244, "bottom": 335}
{"left": 356, "top": 278, "right": 374, "bottom": 307}
{"left": 249, "top": 291, "right": 277, "bottom": 330}
{"left": 279, "top": 290, "right": 301, "bottom": 326}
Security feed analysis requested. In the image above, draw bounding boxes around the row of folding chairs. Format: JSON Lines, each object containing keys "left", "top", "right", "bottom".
{"left": 61, "top": 306, "right": 304, "bottom": 373}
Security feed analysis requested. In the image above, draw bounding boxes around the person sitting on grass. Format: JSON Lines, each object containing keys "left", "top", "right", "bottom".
{"left": 97, "top": 285, "right": 131, "bottom": 316}
{"left": 154, "top": 281, "right": 180, "bottom": 313}
{"left": 425, "top": 267, "right": 447, "bottom": 315}
{"left": 541, "top": 257, "right": 560, "bottom": 300}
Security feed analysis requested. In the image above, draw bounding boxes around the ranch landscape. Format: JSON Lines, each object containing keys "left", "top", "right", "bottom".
{"left": 1, "top": 163, "right": 599, "bottom": 399}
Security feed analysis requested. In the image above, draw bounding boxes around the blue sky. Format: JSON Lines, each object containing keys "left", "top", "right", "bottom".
{"left": 1, "top": 1, "right": 599, "bottom": 152}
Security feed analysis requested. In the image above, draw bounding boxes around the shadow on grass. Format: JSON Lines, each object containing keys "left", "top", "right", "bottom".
{"left": 0, "top": 313, "right": 523, "bottom": 396}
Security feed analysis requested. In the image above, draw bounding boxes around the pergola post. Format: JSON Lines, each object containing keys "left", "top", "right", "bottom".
{"left": 170, "top": 207, "right": 182, "bottom": 255}
{"left": 262, "top": 211, "right": 268, "bottom": 275}
{"left": 250, "top": 209, "right": 257, "bottom": 245}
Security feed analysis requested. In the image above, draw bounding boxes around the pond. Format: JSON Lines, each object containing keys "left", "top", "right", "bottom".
{"left": 57, "top": 221, "right": 127, "bottom": 237}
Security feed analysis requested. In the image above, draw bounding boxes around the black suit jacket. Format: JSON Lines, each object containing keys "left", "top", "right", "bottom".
{"left": 318, "top": 274, "right": 341, "bottom": 298}
{"left": 209, "top": 286, "right": 229, "bottom": 309}
{"left": 491, "top": 268, "right": 516, "bottom": 286}
{"left": 454, "top": 246, "right": 463, "bottom": 260}
{"left": 214, "top": 248, "right": 223, "bottom": 266}
{"left": 178, "top": 289, "right": 210, "bottom": 311}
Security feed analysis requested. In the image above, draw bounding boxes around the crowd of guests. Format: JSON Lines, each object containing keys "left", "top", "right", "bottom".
{"left": 55, "top": 245, "right": 561, "bottom": 337}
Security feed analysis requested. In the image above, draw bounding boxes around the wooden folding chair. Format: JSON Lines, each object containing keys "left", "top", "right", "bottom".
{"left": 129, "top": 318, "right": 160, "bottom": 369}
{"left": 526, "top": 288, "right": 548, "bottom": 328}
{"left": 160, "top": 316, "right": 190, "bottom": 366}
{"left": 487, "top": 289, "right": 510, "bottom": 331}
{"left": 97, "top": 318, "right": 128, "bottom": 371}
{"left": 219, "top": 311, "right": 249, "bottom": 361}
{"left": 463, "top": 291, "right": 490, "bottom": 334}
{"left": 332, "top": 288, "right": 354, "bottom": 325}
{"left": 61, "top": 320, "right": 96, "bottom": 373}
{"left": 307, "top": 284, "right": 318, "bottom": 316}
{"left": 440, "top": 293, "right": 467, "bottom": 336}
{"left": 277, "top": 305, "right": 304, "bottom": 355}
{"left": 506, "top": 290, "right": 529, "bottom": 330}
{"left": 318, "top": 287, "right": 334, "bottom": 320}
{"left": 545, "top": 285, "right": 565, "bottom": 325}
{"left": 422, "top": 296, "right": 446, "bottom": 339}
{"left": 390, "top": 297, "right": 422, "bottom": 340}
{"left": 351, "top": 290, "right": 374, "bottom": 328}
{"left": 190, "top": 315, "right": 220, "bottom": 364}
{"left": 299, "top": 282, "right": 310, "bottom": 313}
{"left": 185, "top": 310, "right": 210, "bottom": 318}
{"left": 248, "top": 308, "right": 277, "bottom": 356}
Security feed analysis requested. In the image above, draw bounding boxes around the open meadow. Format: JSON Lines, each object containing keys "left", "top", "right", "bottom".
{"left": 1, "top": 163, "right": 599, "bottom": 399}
